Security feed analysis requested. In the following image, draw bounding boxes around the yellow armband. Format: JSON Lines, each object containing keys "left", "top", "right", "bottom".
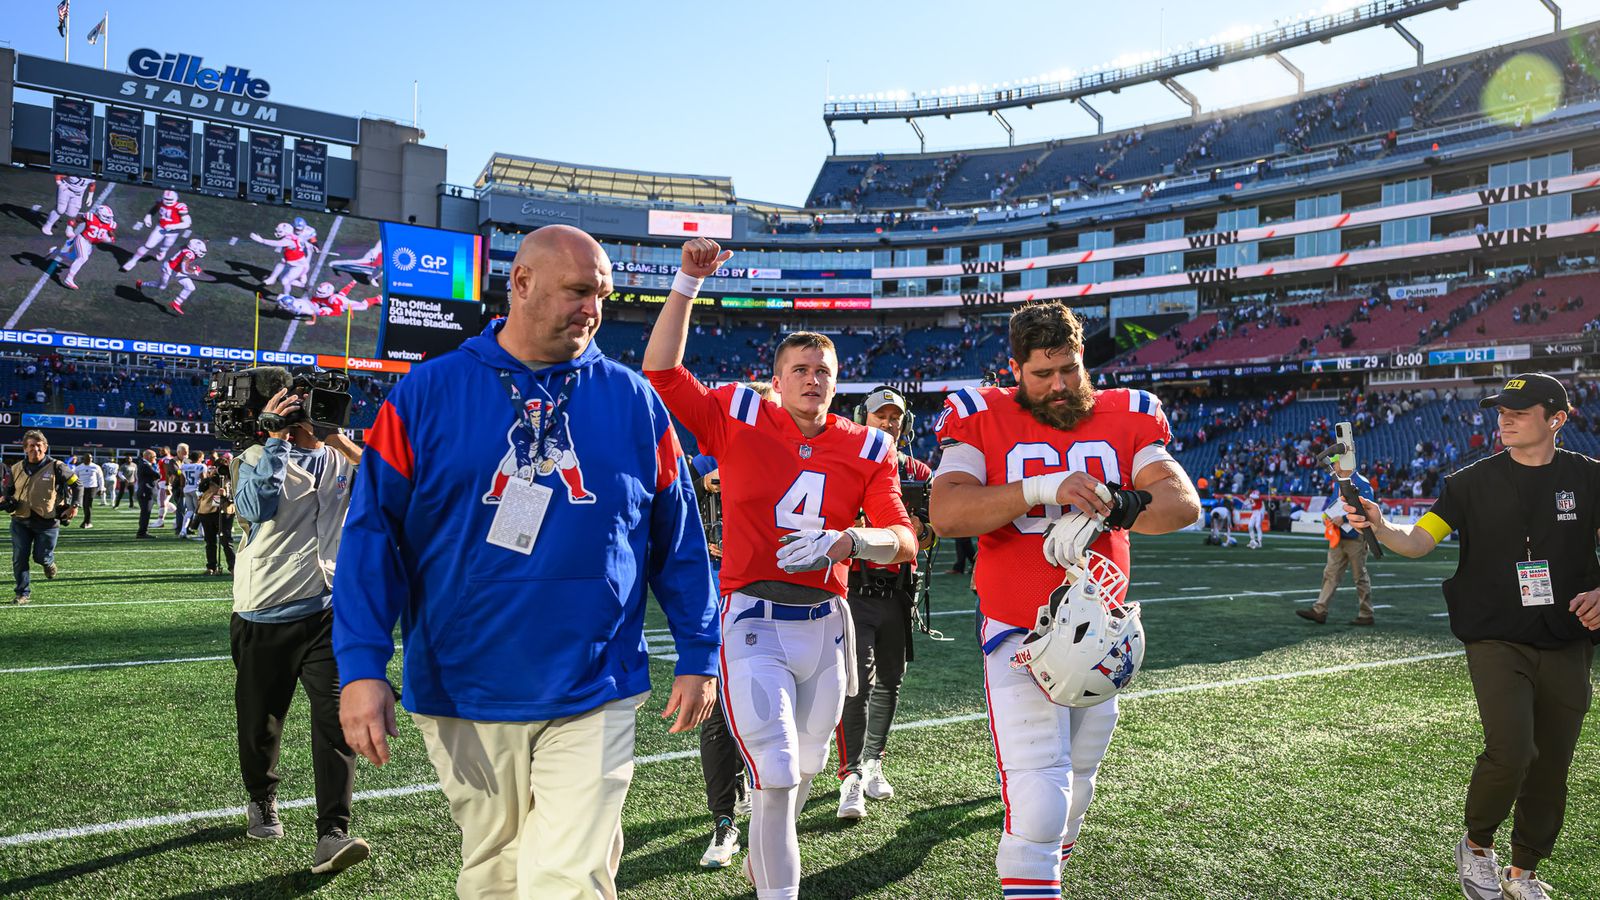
{"left": 1417, "top": 511, "right": 1453, "bottom": 543}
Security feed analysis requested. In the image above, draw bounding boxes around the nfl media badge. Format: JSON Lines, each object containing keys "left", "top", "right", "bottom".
{"left": 1557, "top": 491, "right": 1576, "bottom": 512}
{"left": 798, "top": 444, "right": 813, "bottom": 459}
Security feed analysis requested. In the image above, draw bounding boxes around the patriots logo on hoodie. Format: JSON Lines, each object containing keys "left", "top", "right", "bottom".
{"left": 482, "top": 398, "right": 596, "bottom": 505}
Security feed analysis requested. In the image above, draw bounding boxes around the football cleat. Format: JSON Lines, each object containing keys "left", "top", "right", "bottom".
{"left": 699, "top": 817, "right": 740, "bottom": 869}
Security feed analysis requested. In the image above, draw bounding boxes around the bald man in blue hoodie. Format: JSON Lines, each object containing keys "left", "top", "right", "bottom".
{"left": 334, "top": 225, "right": 720, "bottom": 899}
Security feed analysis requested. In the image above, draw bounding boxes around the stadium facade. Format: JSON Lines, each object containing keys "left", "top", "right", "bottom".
{"left": 5, "top": 14, "right": 1600, "bottom": 464}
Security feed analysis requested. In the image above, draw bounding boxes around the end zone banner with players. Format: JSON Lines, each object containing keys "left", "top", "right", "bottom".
{"left": 246, "top": 131, "right": 284, "bottom": 202}
{"left": 377, "top": 222, "right": 484, "bottom": 363}
{"left": 152, "top": 115, "right": 194, "bottom": 189}
{"left": 291, "top": 140, "right": 327, "bottom": 208}
{"left": 49, "top": 97, "right": 94, "bottom": 175}
{"left": 102, "top": 106, "right": 144, "bottom": 180}
{"left": 200, "top": 124, "right": 240, "bottom": 198}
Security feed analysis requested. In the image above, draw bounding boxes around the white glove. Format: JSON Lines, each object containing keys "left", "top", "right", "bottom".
{"left": 1042, "top": 511, "right": 1105, "bottom": 571}
{"left": 776, "top": 529, "right": 845, "bottom": 573}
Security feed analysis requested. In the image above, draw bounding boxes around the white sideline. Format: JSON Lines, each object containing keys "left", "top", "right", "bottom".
{"left": 0, "top": 649, "right": 1466, "bottom": 847}
{"left": 5, "top": 583, "right": 1448, "bottom": 674}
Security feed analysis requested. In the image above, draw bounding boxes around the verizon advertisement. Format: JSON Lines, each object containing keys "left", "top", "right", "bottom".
{"left": 873, "top": 218, "right": 1600, "bottom": 310}
{"left": 872, "top": 172, "right": 1600, "bottom": 281}
{"left": 647, "top": 209, "right": 733, "bottom": 240}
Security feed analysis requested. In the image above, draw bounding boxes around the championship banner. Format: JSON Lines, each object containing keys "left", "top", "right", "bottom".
{"left": 291, "top": 139, "right": 327, "bottom": 208}
{"left": 152, "top": 115, "right": 194, "bottom": 189}
{"left": 49, "top": 96, "right": 94, "bottom": 174}
{"left": 246, "top": 131, "right": 284, "bottom": 202}
{"left": 199, "top": 123, "right": 240, "bottom": 198}
{"left": 102, "top": 106, "right": 144, "bottom": 180}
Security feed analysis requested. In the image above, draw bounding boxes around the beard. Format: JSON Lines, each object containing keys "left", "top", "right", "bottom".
{"left": 1015, "top": 379, "right": 1097, "bottom": 431}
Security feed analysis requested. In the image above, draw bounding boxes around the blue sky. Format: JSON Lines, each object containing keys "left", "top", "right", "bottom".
{"left": 7, "top": 0, "right": 1600, "bottom": 204}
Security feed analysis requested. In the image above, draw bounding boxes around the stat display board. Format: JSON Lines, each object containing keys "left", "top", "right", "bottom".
{"left": 376, "top": 222, "right": 483, "bottom": 363}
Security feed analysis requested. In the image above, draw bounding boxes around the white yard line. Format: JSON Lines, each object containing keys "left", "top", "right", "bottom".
{"left": 8, "top": 183, "right": 118, "bottom": 330}
{"left": 0, "top": 596, "right": 229, "bottom": 610}
{"left": 0, "top": 649, "right": 1465, "bottom": 847}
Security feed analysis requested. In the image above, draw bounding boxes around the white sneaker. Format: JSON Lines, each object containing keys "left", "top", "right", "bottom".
{"left": 698, "top": 817, "right": 740, "bottom": 869}
{"left": 837, "top": 773, "right": 866, "bottom": 819}
{"left": 1500, "top": 871, "right": 1554, "bottom": 900}
{"left": 861, "top": 758, "right": 894, "bottom": 800}
{"left": 1456, "top": 836, "right": 1505, "bottom": 900}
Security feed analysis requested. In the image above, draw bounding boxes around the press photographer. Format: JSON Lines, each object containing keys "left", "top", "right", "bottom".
{"left": 7, "top": 430, "right": 80, "bottom": 605}
{"left": 836, "top": 387, "right": 935, "bottom": 819}
{"left": 214, "top": 366, "right": 370, "bottom": 875}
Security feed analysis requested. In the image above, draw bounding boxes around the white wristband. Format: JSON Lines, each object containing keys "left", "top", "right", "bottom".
{"left": 671, "top": 270, "right": 704, "bottom": 299}
{"left": 1022, "top": 472, "right": 1070, "bottom": 508}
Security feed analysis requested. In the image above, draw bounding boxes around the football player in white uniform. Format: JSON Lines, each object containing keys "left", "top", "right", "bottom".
{"left": 251, "top": 223, "right": 312, "bottom": 292}
{"left": 135, "top": 239, "right": 207, "bottom": 316}
{"left": 62, "top": 205, "right": 116, "bottom": 290}
{"left": 121, "top": 190, "right": 192, "bottom": 270}
{"left": 42, "top": 175, "right": 95, "bottom": 235}
{"left": 307, "top": 281, "right": 382, "bottom": 319}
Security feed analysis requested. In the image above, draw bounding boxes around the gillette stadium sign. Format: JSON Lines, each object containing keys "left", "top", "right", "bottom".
{"left": 15, "top": 52, "right": 359, "bottom": 144}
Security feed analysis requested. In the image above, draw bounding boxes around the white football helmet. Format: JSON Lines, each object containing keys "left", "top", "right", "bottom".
{"left": 161, "top": 190, "right": 178, "bottom": 205}
{"left": 314, "top": 281, "right": 335, "bottom": 298}
{"left": 95, "top": 205, "right": 115, "bottom": 223}
{"left": 274, "top": 222, "right": 293, "bottom": 238}
{"left": 1010, "top": 551, "right": 1144, "bottom": 708}
{"left": 187, "top": 238, "right": 207, "bottom": 257}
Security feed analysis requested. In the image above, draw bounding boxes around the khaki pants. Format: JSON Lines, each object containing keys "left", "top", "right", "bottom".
{"left": 1311, "top": 537, "right": 1372, "bottom": 618}
{"left": 413, "top": 692, "right": 649, "bottom": 900}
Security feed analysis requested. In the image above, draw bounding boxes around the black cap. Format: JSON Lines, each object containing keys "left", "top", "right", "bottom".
{"left": 1479, "top": 373, "right": 1569, "bottom": 411}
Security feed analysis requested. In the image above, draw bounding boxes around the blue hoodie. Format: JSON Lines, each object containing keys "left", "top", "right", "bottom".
{"left": 333, "top": 320, "right": 720, "bottom": 722}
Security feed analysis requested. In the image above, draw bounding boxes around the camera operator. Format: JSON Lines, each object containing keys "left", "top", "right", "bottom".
{"left": 835, "top": 387, "right": 934, "bottom": 819}
{"left": 197, "top": 453, "right": 236, "bottom": 577}
{"left": 134, "top": 449, "right": 160, "bottom": 538}
{"left": 230, "top": 386, "right": 369, "bottom": 874}
{"left": 8, "top": 430, "right": 80, "bottom": 604}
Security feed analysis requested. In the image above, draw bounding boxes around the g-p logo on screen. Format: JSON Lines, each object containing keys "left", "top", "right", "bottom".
{"left": 390, "top": 247, "right": 449, "bottom": 274}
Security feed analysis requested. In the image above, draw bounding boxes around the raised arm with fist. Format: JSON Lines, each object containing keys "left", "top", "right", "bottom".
{"left": 678, "top": 237, "right": 733, "bottom": 280}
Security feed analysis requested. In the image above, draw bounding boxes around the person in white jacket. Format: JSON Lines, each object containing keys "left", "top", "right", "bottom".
{"left": 74, "top": 454, "right": 104, "bottom": 529}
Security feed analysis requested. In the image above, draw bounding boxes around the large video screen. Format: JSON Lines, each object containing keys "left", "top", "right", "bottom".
{"left": 0, "top": 165, "right": 386, "bottom": 361}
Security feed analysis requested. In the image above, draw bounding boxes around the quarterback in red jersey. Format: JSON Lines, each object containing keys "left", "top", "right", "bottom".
{"left": 645, "top": 238, "right": 914, "bottom": 900}
{"left": 930, "top": 301, "right": 1199, "bottom": 899}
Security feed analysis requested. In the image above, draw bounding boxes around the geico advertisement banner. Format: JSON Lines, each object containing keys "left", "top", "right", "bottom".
{"left": 873, "top": 218, "right": 1600, "bottom": 310}
{"left": 0, "top": 328, "right": 314, "bottom": 365}
{"left": 380, "top": 222, "right": 482, "bottom": 302}
{"left": 872, "top": 171, "right": 1600, "bottom": 281}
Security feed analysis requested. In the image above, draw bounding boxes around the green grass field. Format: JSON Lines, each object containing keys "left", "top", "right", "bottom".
{"left": 2, "top": 510, "right": 1597, "bottom": 899}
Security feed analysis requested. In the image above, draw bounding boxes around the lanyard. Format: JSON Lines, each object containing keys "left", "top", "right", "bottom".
{"left": 1499, "top": 459, "right": 1550, "bottom": 562}
{"left": 497, "top": 369, "right": 575, "bottom": 472}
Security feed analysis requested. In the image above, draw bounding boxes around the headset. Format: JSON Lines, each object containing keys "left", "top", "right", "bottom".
{"left": 853, "top": 385, "right": 915, "bottom": 449}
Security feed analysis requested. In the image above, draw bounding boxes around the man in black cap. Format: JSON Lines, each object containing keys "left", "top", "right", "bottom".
{"left": 1344, "top": 372, "right": 1600, "bottom": 900}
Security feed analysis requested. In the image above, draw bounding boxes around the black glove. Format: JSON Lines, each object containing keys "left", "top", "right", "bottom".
{"left": 1103, "top": 483, "right": 1153, "bottom": 530}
